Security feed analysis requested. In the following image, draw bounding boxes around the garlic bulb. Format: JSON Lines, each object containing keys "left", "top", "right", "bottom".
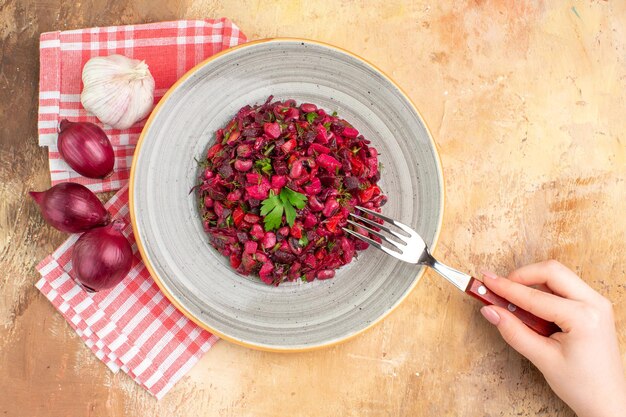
{"left": 80, "top": 54, "right": 155, "bottom": 130}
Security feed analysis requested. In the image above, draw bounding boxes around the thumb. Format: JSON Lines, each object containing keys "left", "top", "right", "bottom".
{"left": 481, "top": 305, "right": 558, "bottom": 368}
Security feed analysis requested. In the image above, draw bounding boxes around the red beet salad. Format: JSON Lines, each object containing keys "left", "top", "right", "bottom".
{"left": 197, "top": 97, "right": 387, "bottom": 285}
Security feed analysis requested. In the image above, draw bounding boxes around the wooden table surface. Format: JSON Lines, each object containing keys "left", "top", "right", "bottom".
{"left": 1, "top": 1, "right": 625, "bottom": 416}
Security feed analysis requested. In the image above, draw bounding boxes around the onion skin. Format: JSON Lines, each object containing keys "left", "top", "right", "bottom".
{"left": 29, "top": 182, "right": 110, "bottom": 233}
{"left": 72, "top": 221, "right": 133, "bottom": 292}
{"left": 57, "top": 119, "right": 115, "bottom": 178}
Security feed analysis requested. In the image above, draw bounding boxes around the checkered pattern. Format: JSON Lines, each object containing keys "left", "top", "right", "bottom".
{"left": 36, "top": 184, "right": 220, "bottom": 398}
{"left": 35, "top": 19, "right": 247, "bottom": 399}
{"left": 38, "top": 18, "right": 247, "bottom": 193}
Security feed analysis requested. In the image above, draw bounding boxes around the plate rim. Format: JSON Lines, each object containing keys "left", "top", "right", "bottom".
{"left": 129, "top": 37, "right": 446, "bottom": 352}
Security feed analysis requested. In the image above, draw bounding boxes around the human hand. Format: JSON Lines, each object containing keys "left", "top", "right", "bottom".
{"left": 479, "top": 260, "right": 626, "bottom": 417}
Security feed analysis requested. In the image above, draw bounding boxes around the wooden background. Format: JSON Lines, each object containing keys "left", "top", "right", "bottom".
{"left": 1, "top": 1, "right": 624, "bottom": 416}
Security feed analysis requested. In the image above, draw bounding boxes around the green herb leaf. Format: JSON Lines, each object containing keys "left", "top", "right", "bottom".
{"left": 306, "top": 112, "right": 318, "bottom": 124}
{"left": 262, "top": 144, "right": 275, "bottom": 156}
{"left": 259, "top": 187, "right": 308, "bottom": 231}
{"left": 295, "top": 124, "right": 304, "bottom": 136}
{"left": 323, "top": 121, "right": 331, "bottom": 131}
{"left": 298, "top": 235, "right": 309, "bottom": 247}
{"left": 283, "top": 202, "right": 296, "bottom": 226}
{"left": 331, "top": 111, "right": 338, "bottom": 117}
{"left": 260, "top": 193, "right": 284, "bottom": 231}
{"left": 260, "top": 191, "right": 280, "bottom": 216}
{"left": 255, "top": 157, "right": 273, "bottom": 175}
{"left": 281, "top": 187, "right": 307, "bottom": 209}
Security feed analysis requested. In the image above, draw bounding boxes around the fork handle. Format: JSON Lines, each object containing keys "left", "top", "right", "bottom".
{"left": 466, "top": 277, "right": 561, "bottom": 337}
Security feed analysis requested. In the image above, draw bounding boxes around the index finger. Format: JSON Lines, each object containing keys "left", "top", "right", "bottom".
{"left": 482, "top": 273, "right": 575, "bottom": 330}
{"left": 507, "top": 260, "right": 595, "bottom": 301}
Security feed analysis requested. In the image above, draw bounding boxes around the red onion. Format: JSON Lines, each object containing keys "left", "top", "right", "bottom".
{"left": 30, "top": 182, "right": 110, "bottom": 233}
{"left": 72, "top": 221, "right": 133, "bottom": 292}
{"left": 57, "top": 119, "right": 114, "bottom": 178}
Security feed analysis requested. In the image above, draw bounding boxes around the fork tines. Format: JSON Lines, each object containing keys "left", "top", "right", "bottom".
{"left": 342, "top": 206, "right": 414, "bottom": 259}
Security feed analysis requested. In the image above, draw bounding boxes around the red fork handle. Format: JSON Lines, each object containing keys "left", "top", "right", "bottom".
{"left": 466, "top": 277, "right": 561, "bottom": 337}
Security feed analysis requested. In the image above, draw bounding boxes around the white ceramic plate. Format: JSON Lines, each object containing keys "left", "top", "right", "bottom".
{"left": 130, "top": 39, "right": 444, "bottom": 351}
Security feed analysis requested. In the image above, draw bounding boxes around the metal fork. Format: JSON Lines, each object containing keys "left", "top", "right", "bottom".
{"left": 344, "top": 206, "right": 560, "bottom": 336}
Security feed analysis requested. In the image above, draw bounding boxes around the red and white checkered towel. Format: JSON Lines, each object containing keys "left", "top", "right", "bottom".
{"left": 38, "top": 18, "right": 246, "bottom": 193}
{"left": 35, "top": 18, "right": 247, "bottom": 399}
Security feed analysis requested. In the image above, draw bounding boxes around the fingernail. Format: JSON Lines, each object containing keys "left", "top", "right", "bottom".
{"left": 480, "top": 306, "right": 500, "bottom": 325}
{"left": 481, "top": 270, "right": 498, "bottom": 280}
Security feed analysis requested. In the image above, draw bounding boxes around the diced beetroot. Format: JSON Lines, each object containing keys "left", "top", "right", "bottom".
{"left": 203, "top": 168, "right": 214, "bottom": 180}
{"left": 241, "top": 252, "right": 257, "bottom": 272}
{"left": 259, "top": 263, "right": 275, "bottom": 284}
{"left": 304, "top": 270, "right": 316, "bottom": 282}
{"left": 350, "top": 157, "right": 365, "bottom": 176}
{"left": 303, "top": 177, "right": 322, "bottom": 195}
{"left": 325, "top": 214, "right": 344, "bottom": 233}
{"left": 367, "top": 155, "right": 378, "bottom": 176}
{"left": 214, "top": 200, "right": 224, "bottom": 217}
{"left": 204, "top": 196, "right": 214, "bottom": 208}
{"left": 236, "top": 143, "right": 253, "bottom": 157}
{"left": 264, "top": 122, "right": 281, "bottom": 139}
{"left": 227, "top": 189, "right": 243, "bottom": 202}
{"left": 289, "top": 160, "right": 303, "bottom": 179}
{"left": 207, "top": 143, "right": 223, "bottom": 159}
{"left": 278, "top": 226, "right": 290, "bottom": 237}
{"left": 303, "top": 213, "right": 318, "bottom": 228}
{"left": 271, "top": 175, "right": 288, "bottom": 189}
{"left": 245, "top": 177, "right": 270, "bottom": 200}
{"left": 316, "top": 154, "right": 341, "bottom": 172}
{"left": 232, "top": 207, "right": 245, "bottom": 227}
{"left": 322, "top": 198, "right": 339, "bottom": 217}
{"left": 308, "top": 196, "right": 324, "bottom": 212}
{"left": 288, "top": 238, "right": 303, "bottom": 255}
{"left": 344, "top": 176, "right": 360, "bottom": 191}
{"left": 288, "top": 262, "right": 302, "bottom": 280}
{"left": 285, "top": 107, "right": 299, "bottom": 120}
{"left": 316, "top": 269, "right": 335, "bottom": 280}
{"left": 309, "top": 143, "right": 330, "bottom": 154}
{"left": 244, "top": 240, "right": 258, "bottom": 254}
{"left": 315, "top": 124, "right": 328, "bottom": 144}
{"left": 230, "top": 253, "right": 242, "bottom": 269}
{"left": 234, "top": 159, "right": 253, "bottom": 171}
{"left": 255, "top": 252, "right": 269, "bottom": 263}
{"left": 281, "top": 138, "right": 297, "bottom": 153}
{"left": 262, "top": 232, "right": 276, "bottom": 249}
{"left": 250, "top": 223, "right": 265, "bottom": 240}
{"left": 304, "top": 253, "right": 317, "bottom": 269}
{"left": 342, "top": 127, "right": 359, "bottom": 138}
{"left": 300, "top": 103, "right": 317, "bottom": 113}
{"left": 290, "top": 222, "right": 303, "bottom": 239}
{"left": 227, "top": 130, "right": 241, "bottom": 144}
{"left": 352, "top": 225, "right": 370, "bottom": 250}
{"left": 359, "top": 185, "right": 376, "bottom": 203}
{"left": 244, "top": 213, "right": 261, "bottom": 224}
{"left": 246, "top": 172, "right": 261, "bottom": 184}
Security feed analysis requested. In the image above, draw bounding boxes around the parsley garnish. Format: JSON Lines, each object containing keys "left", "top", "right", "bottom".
{"left": 260, "top": 187, "right": 307, "bottom": 231}
{"left": 331, "top": 111, "right": 338, "bottom": 117}
{"left": 263, "top": 144, "right": 275, "bottom": 156}
{"left": 255, "top": 158, "right": 273, "bottom": 175}
{"left": 298, "top": 235, "right": 309, "bottom": 247}
{"left": 306, "top": 112, "right": 318, "bottom": 124}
